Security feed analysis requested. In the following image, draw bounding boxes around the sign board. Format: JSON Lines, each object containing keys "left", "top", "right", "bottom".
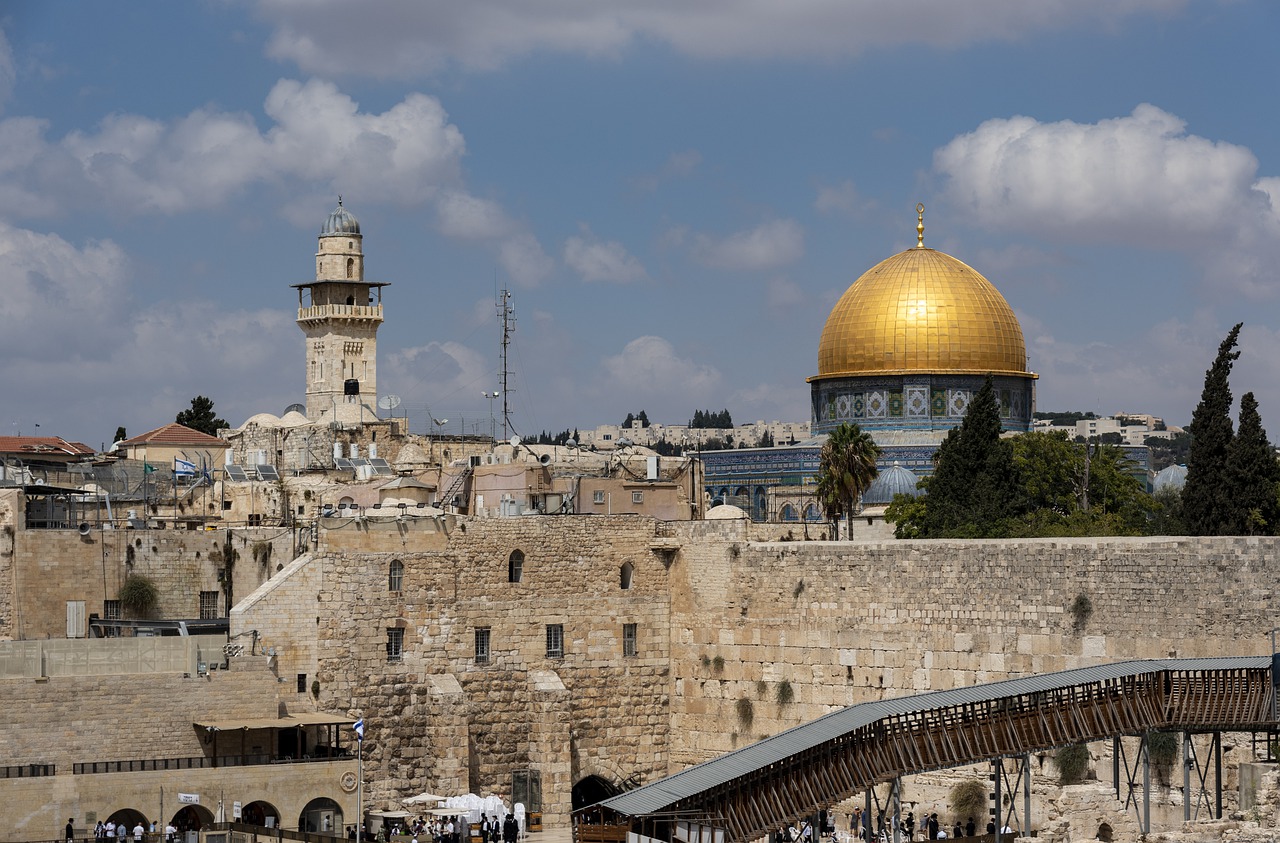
{"left": 178, "top": 793, "right": 200, "bottom": 805}
{"left": 233, "top": 802, "right": 242, "bottom": 820}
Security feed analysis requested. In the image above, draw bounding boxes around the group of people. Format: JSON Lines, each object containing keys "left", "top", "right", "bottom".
{"left": 379, "top": 813, "right": 520, "bottom": 843}
{"left": 845, "top": 807, "right": 1011, "bottom": 842}
{"left": 77, "top": 819, "right": 178, "bottom": 843}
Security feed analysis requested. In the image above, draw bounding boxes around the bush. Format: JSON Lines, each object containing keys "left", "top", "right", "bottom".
{"left": 949, "top": 778, "right": 986, "bottom": 825}
{"left": 735, "top": 697, "right": 754, "bottom": 729}
{"left": 1055, "top": 743, "right": 1090, "bottom": 784}
{"left": 119, "top": 574, "right": 159, "bottom": 618}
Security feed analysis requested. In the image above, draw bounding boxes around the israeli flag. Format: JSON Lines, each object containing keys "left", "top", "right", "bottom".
{"left": 353, "top": 718, "right": 364, "bottom": 741}
{"left": 174, "top": 458, "right": 198, "bottom": 477}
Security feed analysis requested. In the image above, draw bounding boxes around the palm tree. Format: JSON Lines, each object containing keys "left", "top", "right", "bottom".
{"left": 816, "top": 422, "right": 880, "bottom": 539}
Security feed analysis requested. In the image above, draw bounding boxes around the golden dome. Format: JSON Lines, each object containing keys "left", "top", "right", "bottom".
{"left": 814, "top": 245, "right": 1029, "bottom": 380}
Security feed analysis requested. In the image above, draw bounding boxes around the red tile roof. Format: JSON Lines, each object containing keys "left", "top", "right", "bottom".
{"left": 119, "top": 423, "right": 229, "bottom": 447}
{"left": 0, "top": 436, "right": 96, "bottom": 456}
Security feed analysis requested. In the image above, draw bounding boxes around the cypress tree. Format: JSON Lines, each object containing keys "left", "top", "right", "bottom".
{"left": 1225, "top": 392, "right": 1280, "bottom": 534}
{"left": 919, "top": 376, "right": 1020, "bottom": 537}
{"left": 1182, "top": 323, "right": 1242, "bottom": 535}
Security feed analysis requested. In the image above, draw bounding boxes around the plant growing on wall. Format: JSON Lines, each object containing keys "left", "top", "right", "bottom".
{"left": 1069, "top": 594, "right": 1093, "bottom": 631}
{"left": 119, "top": 574, "right": 159, "bottom": 618}
{"left": 712, "top": 655, "right": 725, "bottom": 674}
{"left": 949, "top": 778, "right": 986, "bottom": 824}
{"left": 1054, "top": 743, "right": 1090, "bottom": 784}
{"left": 776, "top": 680, "right": 794, "bottom": 708}
{"left": 1147, "top": 730, "right": 1179, "bottom": 787}
{"left": 735, "top": 697, "right": 754, "bottom": 729}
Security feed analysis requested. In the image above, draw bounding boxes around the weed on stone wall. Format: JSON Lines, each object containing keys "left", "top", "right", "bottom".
{"left": 119, "top": 574, "right": 159, "bottom": 618}
{"left": 949, "top": 778, "right": 986, "bottom": 824}
{"left": 1054, "top": 743, "right": 1091, "bottom": 784}
{"left": 1069, "top": 593, "right": 1093, "bottom": 632}
{"left": 756, "top": 680, "right": 768, "bottom": 699}
{"left": 776, "top": 680, "right": 794, "bottom": 708}
{"left": 1147, "top": 730, "right": 1179, "bottom": 786}
{"left": 736, "top": 697, "right": 754, "bottom": 729}
{"left": 713, "top": 655, "right": 724, "bottom": 674}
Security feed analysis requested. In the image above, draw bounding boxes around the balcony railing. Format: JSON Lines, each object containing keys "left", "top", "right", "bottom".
{"left": 297, "top": 304, "right": 383, "bottom": 322}
{"left": 72, "top": 751, "right": 351, "bottom": 774}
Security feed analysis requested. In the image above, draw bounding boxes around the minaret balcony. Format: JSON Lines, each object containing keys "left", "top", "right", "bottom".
{"left": 297, "top": 303, "right": 384, "bottom": 324}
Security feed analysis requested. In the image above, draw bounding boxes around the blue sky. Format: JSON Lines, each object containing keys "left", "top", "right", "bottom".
{"left": 4, "top": 1, "right": 1280, "bottom": 447}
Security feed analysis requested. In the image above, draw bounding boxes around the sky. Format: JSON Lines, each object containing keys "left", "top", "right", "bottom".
{"left": 3, "top": 0, "right": 1280, "bottom": 448}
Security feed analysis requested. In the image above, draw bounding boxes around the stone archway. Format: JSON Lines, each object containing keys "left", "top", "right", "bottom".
{"left": 299, "top": 797, "right": 344, "bottom": 834}
{"left": 171, "top": 805, "right": 214, "bottom": 832}
{"left": 240, "top": 800, "right": 282, "bottom": 828}
{"left": 572, "top": 775, "right": 621, "bottom": 811}
{"left": 105, "top": 810, "right": 148, "bottom": 836}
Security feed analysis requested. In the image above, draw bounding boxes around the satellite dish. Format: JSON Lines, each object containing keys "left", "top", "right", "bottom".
{"left": 377, "top": 394, "right": 402, "bottom": 411}
{"left": 565, "top": 438, "right": 577, "bottom": 449}
{"left": 283, "top": 403, "right": 305, "bottom": 415}
{"left": 510, "top": 435, "right": 522, "bottom": 448}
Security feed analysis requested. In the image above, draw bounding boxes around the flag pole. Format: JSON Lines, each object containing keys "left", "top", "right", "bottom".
{"left": 354, "top": 717, "right": 365, "bottom": 840}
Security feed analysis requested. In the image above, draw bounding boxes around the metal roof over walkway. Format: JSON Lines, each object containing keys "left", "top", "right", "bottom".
{"left": 580, "top": 657, "right": 1275, "bottom": 842}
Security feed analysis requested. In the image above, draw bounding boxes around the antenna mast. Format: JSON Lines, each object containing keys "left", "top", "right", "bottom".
{"left": 497, "top": 288, "right": 515, "bottom": 438}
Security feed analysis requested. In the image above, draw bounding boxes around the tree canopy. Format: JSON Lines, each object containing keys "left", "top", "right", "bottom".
{"left": 815, "top": 423, "right": 880, "bottom": 538}
{"left": 175, "top": 396, "right": 229, "bottom": 436}
{"left": 621, "top": 410, "right": 650, "bottom": 428}
{"left": 886, "top": 378, "right": 1156, "bottom": 539}
{"left": 1182, "top": 324, "right": 1242, "bottom": 536}
{"left": 1224, "top": 392, "right": 1280, "bottom": 535}
{"left": 690, "top": 409, "right": 733, "bottom": 429}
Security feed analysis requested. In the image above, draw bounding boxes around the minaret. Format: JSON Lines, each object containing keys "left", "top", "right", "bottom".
{"left": 294, "top": 199, "right": 387, "bottom": 426}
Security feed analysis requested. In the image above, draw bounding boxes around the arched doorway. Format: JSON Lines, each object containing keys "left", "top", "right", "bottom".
{"left": 106, "top": 811, "right": 148, "bottom": 837}
{"left": 240, "top": 801, "right": 282, "bottom": 828}
{"left": 299, "top": 797, "right": 344, "bottom": 834}
{"left": 572, "top": 775, "right": 621, "bottom": 811}
{"left": 171, "top": 805, "right": 214, "bottom": 833}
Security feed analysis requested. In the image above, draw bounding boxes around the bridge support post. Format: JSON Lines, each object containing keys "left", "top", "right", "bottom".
{"left": 865, "top": 789, "right": 872, "bottom": 842}
{"left": 1183, "top": 733, "right": 1192, "bottom": 823}
{"left": 1021, "top": 753, "right": 1031, "bottom": 836}
{"left": 993, "top": 756, "right": 1001, "bottom": 843}
{"left": 1142, "top": 735, "right": 1151, "bottom": 835}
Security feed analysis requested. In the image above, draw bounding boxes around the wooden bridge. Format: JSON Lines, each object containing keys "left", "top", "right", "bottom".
{"left": 575, "top": 657, "right": 1277, "bottom": 843}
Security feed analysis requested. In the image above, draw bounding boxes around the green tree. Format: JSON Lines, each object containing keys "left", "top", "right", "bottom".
{"left": 918, "top": 377, "right": 1020, "bottom": 537}
{"left": 176, "top": 395, "right": 229, "bottom": 436}
{"left": 815, "top": 423, "right": 880, "bottom": 539}
{"left": 113, "top": 426, "right": 127, "bottom": 443}
{"left": 1225, "top": 392, "right": 1280, "bottom": 534}
{"left": 1011, "top": 431, "right": 1083, "bottom": 516}
{"left": 1182, "top": 324, "right": 1241, "bottom": 535}
{"left": 1148, "top": 487, "right": 1186, "bottom": 535}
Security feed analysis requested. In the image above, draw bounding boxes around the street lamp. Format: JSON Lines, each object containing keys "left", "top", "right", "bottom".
{"left": 432, "top": 418, "right": 449, "bottom": 436}
{"left": 483, "top": 391, "right": 499, "bottom": 441}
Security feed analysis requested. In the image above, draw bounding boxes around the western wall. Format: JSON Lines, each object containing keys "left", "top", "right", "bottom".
{"left": 227, "top": 515, "right": 1280, "bottom": 831}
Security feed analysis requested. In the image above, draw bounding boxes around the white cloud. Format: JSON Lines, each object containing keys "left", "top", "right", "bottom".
{"left": 693, "top": 219, "right": 804, "bottom": 271}
{"left": 0, "top": 79, "right": 466, "bottom": 217}
{"left": 563, "top": 226, "right": 647, "bottom": 283}
{"left": 433, "top": 190, "right": 518, "bottom": 240}
{"left": 382, "top": 340, "right": 492, "bottom": 410}
{"left": 766, "top": 277, "right": 807, "bottom": 310}
{"left": 498, "top": 233, "right": 555, "bottom": 288}
{"left": 634, "top": 149, "right": 701, "bottom": 192}
{"left": 0, "top": 223, "right": 129, "bottom": 354}
{"left": 814, "top": 179, "right": 870, "bottom": 215}
{"left": 600, "top": 336, "right": 721, "bottom": 399}
{"left": 935, "top": 104, "right": 1280, "bottom": 296}
{"left": 254, "top": 0, "right": 1185, "bottom": 76}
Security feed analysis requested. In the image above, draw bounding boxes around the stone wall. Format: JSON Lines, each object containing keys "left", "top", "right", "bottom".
{"left": 234, "top": 515, "right": 674, "bottom": 825}
{"left": 2, "top": 524, "right": 295, "bottom": 640}
{"left": 665, "top": 532, "right": 1280, "bottom": 764}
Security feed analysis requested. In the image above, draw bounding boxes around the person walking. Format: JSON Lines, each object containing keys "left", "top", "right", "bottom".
{"left": 66, "top": 819, "right": 75, "bottom": 843}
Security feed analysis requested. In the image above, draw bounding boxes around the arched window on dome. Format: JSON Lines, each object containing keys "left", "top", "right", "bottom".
{"left": 388, "top": 559, "right": 404, "bottom": 592}
{"left": 346, "top": 258, "right": 354, "bottom": 279}
{"left": 780, "top": 504, "right": 798, "bottom": 522}
{"left": 804, "top": 503, "right": 822, "bottom": 521}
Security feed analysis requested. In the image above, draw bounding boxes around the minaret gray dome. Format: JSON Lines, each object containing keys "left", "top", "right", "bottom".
{"left": 321, "top": 198, "right": 361, "bottom": 235}
{"left": 861, "top": 462, "right": 921, "bottom": 505}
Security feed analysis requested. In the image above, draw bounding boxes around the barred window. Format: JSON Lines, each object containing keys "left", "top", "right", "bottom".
{"left": 593, "top": 490, "right": 605, "bottom": 504}
{"left": 475, "top": 627, "right": 492, "bottom": 664}
{"left": 388, "top": 559, "right": 404, "bottom": 592}
{"left": 545, "top": 624, "right": 564, "bottom": 658}
{"left": 103, "top": 600, "right": 121, "bottom": 621}
{"left": 386, "top": 628, "right": 404, "bottom": 662}
{"left": 199, "top": 591, "right": 219, "bottom": 620}
{"left": 623, "top": 623, "right": 637, "bottom": 658}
